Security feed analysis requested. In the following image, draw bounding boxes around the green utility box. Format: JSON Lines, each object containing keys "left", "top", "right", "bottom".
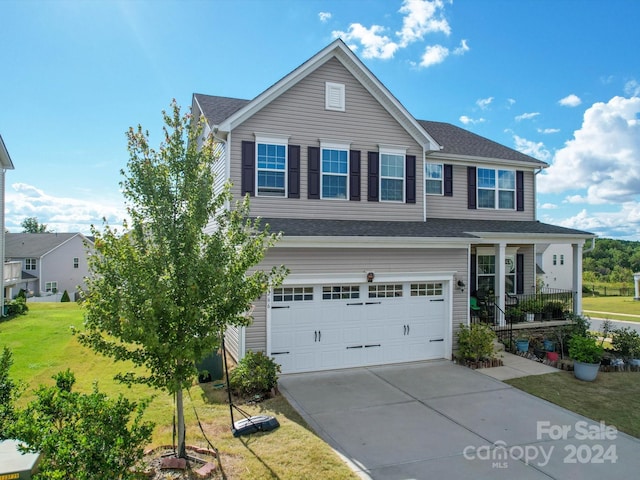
{"left": 196, "top": 350, "right": 223, "bottom": 383}
{"left": 0, "top": 439, "right": 41, "bottom": 479}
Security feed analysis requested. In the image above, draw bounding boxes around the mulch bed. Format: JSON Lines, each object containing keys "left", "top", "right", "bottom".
{"left": 135, "top": 446, "right": 220, "bottom": 479}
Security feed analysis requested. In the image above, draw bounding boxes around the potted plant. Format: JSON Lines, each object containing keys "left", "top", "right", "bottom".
{"left": 515, "top": 334, "right": 530, "bottom": 353}
{"left": 569, "top": 335, "right": 604, "bottom": 381}
{"left": 542, "top": 301, "right": 564, "bottom": 321}
{"left": 519, "top": 298, "right": 543, "bottom": 322}
{"left": 611, "top": 326, "right": 640, "bottom": 366}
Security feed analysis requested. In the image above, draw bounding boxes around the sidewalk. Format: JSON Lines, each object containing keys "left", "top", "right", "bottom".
{"left": 478, "top": 351, "right": 559, "bottom": 381}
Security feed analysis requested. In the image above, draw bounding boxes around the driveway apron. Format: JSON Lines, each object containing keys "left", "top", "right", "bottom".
{"left": 278, "top": 361, "right": 640, "bottom": 480}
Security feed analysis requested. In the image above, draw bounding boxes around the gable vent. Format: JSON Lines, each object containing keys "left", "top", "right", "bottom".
{"left": 325, "top": 82, "right": 345, "bottom": 111}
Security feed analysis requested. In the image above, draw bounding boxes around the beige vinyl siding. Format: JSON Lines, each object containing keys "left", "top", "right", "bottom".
{"left": 243, "top": 246, "right": 468, "bottom": 354}
{"left": 230, "top": 57, "right": 424, "bottom": 222}
{"left": 426, "top": 165, "right": 537, "bottom": 221}
{"left": 212, "top": 142, "right": 227, "bottom": 197}
{"left": 224, "top": 325, "right": 240, "bottom": 362}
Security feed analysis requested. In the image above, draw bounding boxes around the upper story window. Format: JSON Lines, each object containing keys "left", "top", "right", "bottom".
{"left": 560, "top": 254, "right": 565, "bottom": 265}
{"left": 325, "top": 82, "right": 345, "bottom": 111}
{"left": 478, "top": 168, "right": 515, "bottom": 209}
{"left": 321, "top": 142, "right": 349, "bottom": 200}
{"left": 73, "top": 257, "right": 79, "bottom": 269}
{"left": 380, "top": 147, "right": 405, "bottom": 202}
{"left": 256, "top": 135, "right": 288, "bottom": 197}
{"left": 25, "top": 258, "right": 36, "bottom": 270}
{"left": 425, "top": 163, "right": 443, "bottom": 195}
{"left": 553, "top": 254, "right": 557, "bottom": 265}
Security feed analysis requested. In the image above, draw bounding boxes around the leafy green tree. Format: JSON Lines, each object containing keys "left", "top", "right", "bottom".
{"left": 8, "top": 370, "right": 153, "bottom": 479}
{"left": 21, "top": 216, "right": 50, "bottom": 233}
{"left": 0, "top": 348, "right": 21, "bottom": 439}
{"left": 77, "top": 101, "right": 287, "bottom": 458}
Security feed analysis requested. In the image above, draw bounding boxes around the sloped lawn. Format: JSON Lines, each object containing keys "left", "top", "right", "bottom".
{"left": 506, "top": 370, "right": 640, "bottom": 439}
{"left": 1, "top": 303, "right": 357, "bottom": 479}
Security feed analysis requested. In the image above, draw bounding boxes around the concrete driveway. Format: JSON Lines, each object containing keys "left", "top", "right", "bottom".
{"left": 279, "top": 361, "right": 640, "bottom": 479}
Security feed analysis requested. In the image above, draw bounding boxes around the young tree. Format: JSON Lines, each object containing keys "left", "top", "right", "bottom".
{"left": 21, "top": 216, "right": 50, "bottom": 233}
{"left": 77, "top": 101, "right": 287, "bottom": 458}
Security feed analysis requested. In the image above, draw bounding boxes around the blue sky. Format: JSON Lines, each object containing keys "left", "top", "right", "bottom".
{"left": 1, "top": 0, "right": 639, "bottom": 239}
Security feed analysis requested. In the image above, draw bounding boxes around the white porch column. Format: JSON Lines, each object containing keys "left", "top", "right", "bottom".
{"left": 634, "top": 272, "right": 640, "bottom": 301}
{"left": 495, "top": 243, "right": 506, "bottom": 326}
{"left": 572, "top": 243, "right": 583, "bottom": 314}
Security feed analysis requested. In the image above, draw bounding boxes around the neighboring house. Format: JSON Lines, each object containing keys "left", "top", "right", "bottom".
{"left": 192, "top": 39, "right": 594, "bottom": 374}
{"left": 537, "top": 243, "right": 575, "bottom": 291}
{"left": 5, "top": 233, "right": 93, "bottom": 300}
{"left": 0, "top": 135, "right": 15, "bottom": 314}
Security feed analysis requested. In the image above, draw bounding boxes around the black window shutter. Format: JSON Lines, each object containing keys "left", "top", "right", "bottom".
{"left": 516, "top": 253, "right": 524, "bottom": 294}
{"left": 516, "top": 170, "right": 524, "bottom": 211}
{"left": 470, "top": 254, "right": 477, "bottom": 294}
{"left": 241, "top": 141, "right": 255, "bottom": 196}
{"left": 307, "top": 146, "right": 320, "bottom": 199}
{"left": 288, "top": 145, "right": 300, "bottom": 199}
{"left": 467, "top": 166, "right": 477, "bottom": 209}
{"left": 349, "top": 150, "right": 361, "bottom": 201}
{"left": 406, "top": 155, "right": 416, "bottom": 203}
{"left": 444, "top": 164, "right": 453, "bottom": 196}
{"left": 368, "top": 152, "right": 379, "bottom": 202}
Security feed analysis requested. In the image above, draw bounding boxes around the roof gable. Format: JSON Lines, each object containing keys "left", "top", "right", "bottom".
{"left": 0, "top": 135, "right": 15, "bottom": 170}
{"left": 205, "top": 39, "right": 440, "bottom": 151}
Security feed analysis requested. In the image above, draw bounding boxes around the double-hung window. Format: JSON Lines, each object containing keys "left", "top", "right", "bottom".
{"left": 25, "top": 258, "right": 36, "bottom": 270}
{"left": 425, "top": 163, "right": 443, "bottom": 195}
{"left": 478, "top": 168, "right": 515, "bottom": 209}
{"left": 380, "top": 147, "right": 405, "bottom": 202}
{"left": 256, "top": 135, "right": 288, "bottom": 197}
{"left": 321, "top": 142, "right": 349, "bottom": 199}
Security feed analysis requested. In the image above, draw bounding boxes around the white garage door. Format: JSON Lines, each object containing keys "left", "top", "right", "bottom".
{"left": 270, "top": 281, "right": 448, "bottom": 374}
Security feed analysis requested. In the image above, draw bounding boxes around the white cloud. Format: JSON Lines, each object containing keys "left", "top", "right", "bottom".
{"left": 515, "top": 112, "right": 540, "bottom": 121}
{"left": 539, "top": 203, "right": 558, "bottom": 209}
{"left": 397, "top": 0, "right": 451, "bottom": 47}
{"left": 453, "top": 39, "right": 469, "bottom": 55}
{"left": 507, "top": 98, "right": 516, "bottom": 108}
{"left": 538, "top": 128, "right": 560, "bottom": 134}
{"left": 624, "top": 79, "right": 640, "bottom": 97}
{"left": 459, "top": 115, "right": 485, "bottom": 125}
{"left": 538, "top": 96, "right": 640, "bottom": 206}
{"left": 559, "top": 94, "right": 582, "bottom": 107}
{"left": 513, "top": 135, "right": 551, "bottom": 161}
{"left": 553, "top": 206, "right": 640, "bottom": 240}
{"left": 332, "top": 24, "right": 399, "bottom": 59}
{"left": 419, "top": 44, "right": 449, "bottom": 67}
{"left": 6, "top": 183, "right": 126, "bottom": 235}
{"left": 476, "top": 97, "right": 493, "bottom": 110}
{"left": 319, "top": 12, "right": 332, "bottom": 23}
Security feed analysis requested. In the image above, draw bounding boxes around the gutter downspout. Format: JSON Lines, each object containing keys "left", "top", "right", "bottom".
{"left": 0, "top": 168, "right": 5, "bottom": 315}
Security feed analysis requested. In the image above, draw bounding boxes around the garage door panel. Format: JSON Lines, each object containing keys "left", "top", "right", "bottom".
{"left": 270, "top": 281, "right": 449, "bottom": 374}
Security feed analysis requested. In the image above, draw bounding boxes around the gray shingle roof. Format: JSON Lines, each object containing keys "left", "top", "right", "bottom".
{"left": 419, "top": 120, "right": 547, "bottom": 165}
{"left": 5, "top": 233, "right": 85, "bottom": 258}
{"left": 193, "top": 94, "right": 249, "bottom": 126}
{"left": 254, "top": 217, "right": 593, "bottom": 239}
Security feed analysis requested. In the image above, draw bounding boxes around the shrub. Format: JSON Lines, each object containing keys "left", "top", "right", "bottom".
{"left": 5, "top": 296, "right": 28, "bottom": 317}
{"left": 0, "top": 348, "right": 22, "bottom": 440}
{"left": 569, "top": 335, "right": 604, "bottom": 364}
{"left": 7, "top": 369, "right": 154, "bottom": 479}
{"left": 457, "top": 323, "right": 496, "bottom": 363}
{"left": 229, "top": 350, "right": 281, "bottom": 397}
{"left": 611, "top": 327, "right": 640, "bottom": 359}
{"left": 60, "top": 290, "right": 70, "bottom": 302}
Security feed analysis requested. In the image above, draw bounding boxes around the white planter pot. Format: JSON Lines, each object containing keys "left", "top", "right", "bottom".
{"left": 525, "top": 313, "right": 535, "bottom": 322}
{"left": 573, "top": 360, "right": 600, "bottom": 381}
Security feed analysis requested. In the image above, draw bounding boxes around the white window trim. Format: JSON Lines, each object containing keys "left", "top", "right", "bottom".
{"left": 320, "top": 141, "right": 350, "bottom": 200}
{"left": 425, "top": 162, "right": 444, "bottom": 196}
{"left": 255, "top": 134, "right": 289, "bottom": 198}
{"left": 379, "top": 146, "right": 407, "bottom": 203}
{"left": 477, "top": 168, "right": 516, "bottom": 210}
{"left": 325, "top": 82, "right": 345, "bottom": 111}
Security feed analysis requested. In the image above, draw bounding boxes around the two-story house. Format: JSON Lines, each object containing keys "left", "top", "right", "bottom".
{"left": 193, "top": 40, "right": 594, "bottom": 374}
{"left": 5, "top": 233, "right": 93, "bottom": 300}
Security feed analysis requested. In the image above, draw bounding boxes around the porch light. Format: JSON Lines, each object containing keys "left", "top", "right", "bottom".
{"left": 367, "top": 272, "right": 375, "bottom": 283}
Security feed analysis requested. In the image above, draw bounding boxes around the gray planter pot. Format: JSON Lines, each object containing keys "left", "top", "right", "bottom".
{"left": 573, "top": 360, "right": 600, "bottom": 381}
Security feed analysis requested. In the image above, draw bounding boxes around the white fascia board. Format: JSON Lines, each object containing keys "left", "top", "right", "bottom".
{"left": 282, "top": 271, "right": 457, "bottom": 286}
{"left": 274, "top": 235, "right": 471, "bottom": 249}
{"left": 218, "top": 40, "right": 441, "bottom": 152}
{"left": 425, "top": 152, "right": 548, "bottom": 170}
{"left": 469, "top": 233, "right": 593, "bottom": 244}
{"left": 0, "top": 135, "right": 15, "bottom": 170}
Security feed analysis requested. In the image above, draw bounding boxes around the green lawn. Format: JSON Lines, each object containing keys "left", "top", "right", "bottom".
{"left": 506, "top": 371, "right": 640, "bottom": 439}
{"left": 582, "top": 296, "right": 640, "bottom": 322}
{"left": 0, "top": 303, "right": 357, "bottom": 480}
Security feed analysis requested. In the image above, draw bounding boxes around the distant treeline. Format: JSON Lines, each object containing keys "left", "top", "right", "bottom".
{"left": 583, "top": 238, "right": 640, "bottom": 284}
